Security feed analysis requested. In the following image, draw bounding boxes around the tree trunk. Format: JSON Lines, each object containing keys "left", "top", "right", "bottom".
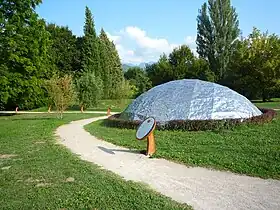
{"left": 262, "top": 90, "right": 267, "bottom": 102}
{"left": 81, "top": 105, "right": 84, "bottom": 113}
{"left": 60, "top": 111, "right": 63, "bottom": 119}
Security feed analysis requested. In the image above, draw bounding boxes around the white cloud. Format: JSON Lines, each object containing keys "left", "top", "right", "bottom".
{"left": 106, "top": 26, "right": 197, "bottom": 64}
{"left": 106, "top": 32, "right": 121, "bottom": 44}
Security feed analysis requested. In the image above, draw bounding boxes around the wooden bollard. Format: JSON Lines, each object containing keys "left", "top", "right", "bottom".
{"left": 146, "top": 131, "right": 156, "bottom": 156}
{"left": 107, "top": 107, "right": 111, "bottom": 116}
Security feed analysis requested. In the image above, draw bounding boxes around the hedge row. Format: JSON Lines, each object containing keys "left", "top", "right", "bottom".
{"left": 102, "top": 108, "right": 277, "bottom": 131}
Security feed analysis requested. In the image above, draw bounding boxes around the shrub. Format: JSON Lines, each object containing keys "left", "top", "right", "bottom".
{"left": 103, "top": 108, "right": 277, "bottom": 131}
{"left": 44, "top": 74, "right": 76, "bottom": 118}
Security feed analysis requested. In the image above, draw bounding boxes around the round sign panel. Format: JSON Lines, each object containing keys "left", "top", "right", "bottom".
{"left": 136, "top": 117, "right": 156, "bottom": 140}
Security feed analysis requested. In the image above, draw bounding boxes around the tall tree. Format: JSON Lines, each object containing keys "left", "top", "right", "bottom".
{"left": 99, "top": 28, "right": 125, "bottom": 99}
{"left": 81, "top": 6, "right": 100, "bottom": 76}
{"left": 46, "top": 24, "right": 80, "bottom": 76}
{"left": 0, "top": 0, "right": 52, "bottom": 110}
{"left": 109, "top": 41, "right": 126, "bottom": 99}
{"left": 99, "top": 28, "right": 112, "bottom": 98}
{"left": 196, "top": 0, "right": 240, "bottom": 82}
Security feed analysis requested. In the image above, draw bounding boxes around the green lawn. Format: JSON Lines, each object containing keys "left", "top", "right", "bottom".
{"left": 31, "top": 99, "right": 133, "bottom": 113}
{"left": 0, "top": 113, "right": 191, "bottom": 210}
{"left": 85, "top": 113, "right": 280, "bottom": 180}
{"left": 29, "top": 97, "right": 280, "bottom": 113}
{"left": 253, "top": 98, "right": 280, "bottom": 109}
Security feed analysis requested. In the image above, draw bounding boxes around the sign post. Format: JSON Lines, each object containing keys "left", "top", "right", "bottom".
{"left": 136, "top": 117, "right": 156, "bottom": 157}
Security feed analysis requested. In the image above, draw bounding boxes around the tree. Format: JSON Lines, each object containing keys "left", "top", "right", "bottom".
{"left": 191, "top": 58, "right": 215, "bottom": 82}
{"left": 108, "top": 40, "right": 126, "bottom": 99}
{"left": 81, "top": 6, "right": 100, "bottom": 76}
{"left": 147, "top": 45, "right": 207, "bottom": 86}
{"left": 76, "top": 72, "right": 103, "bottom": 112}
{"left": 46, "top": 23, "right": 80, "bottom": 76}
{"left": 0, "top": 0, "right": 53, "bottom": 110}
{"left": 169, "top": 45, "right": 195, "bottom": 79}
{"left": 45, "top": 75, "right": 76, "bottom": 118}
{"left": 99, "top": 28, "right": 113, "bottom": 98}
{"left": 228, "top": 28, "right": 280, "bottom": 101}
{"left": 196, "top": 0, "right": 240, "bottom": 82}
{"left": 124, "top": 67, "right": 152, "bottom": 97}
{"left": 99, "top": 28, "right": 126, "bottom": 99}
{"left": 146, "top": 54, "right": 173, "bottom": 86}
{"left": 115, "top": 79, "right": 133, "bottom": 100}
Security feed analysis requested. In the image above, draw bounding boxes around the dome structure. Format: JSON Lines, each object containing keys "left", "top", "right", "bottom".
{"left": 120, "top": 79, "right": 262, "bottom": 122}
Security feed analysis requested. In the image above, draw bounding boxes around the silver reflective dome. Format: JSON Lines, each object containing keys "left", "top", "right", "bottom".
{"left": 120, "top": 79, "right": 262, "bottom": 122}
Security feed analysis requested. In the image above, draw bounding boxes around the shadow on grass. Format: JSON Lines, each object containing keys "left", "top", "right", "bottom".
{"left": 252, "top": 98, "right": 280, "bottom": 103}
{"left": 0, "top": 113, "right": 16, "bottom": 117}
{"left": 11, "top": 118, "right": 56, "bottom": 121}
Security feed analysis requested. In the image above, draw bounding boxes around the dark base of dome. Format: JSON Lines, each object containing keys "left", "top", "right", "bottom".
{"left": 102, "top": 108, "right": 277, "bottom": 131}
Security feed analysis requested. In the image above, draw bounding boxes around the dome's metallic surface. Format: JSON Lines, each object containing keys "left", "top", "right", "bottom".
{"left": 120, "top": 79, "right": 262, "bottom": 122}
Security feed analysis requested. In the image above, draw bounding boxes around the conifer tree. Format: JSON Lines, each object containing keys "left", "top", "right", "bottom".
{"left": 99, "top": 28, "right": 125, "bottom": 99}
{"left": 81, "top": 6, "right": 100, "bottom": 76}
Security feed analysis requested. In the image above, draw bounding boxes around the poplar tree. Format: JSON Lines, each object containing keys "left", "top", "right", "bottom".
{"left": 196, "top": 0, "right": 240, "bottom": 82}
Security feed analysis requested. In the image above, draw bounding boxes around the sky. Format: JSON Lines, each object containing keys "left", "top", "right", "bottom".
{"left": 36, "top": 0, "right": 280, "bottom": 64}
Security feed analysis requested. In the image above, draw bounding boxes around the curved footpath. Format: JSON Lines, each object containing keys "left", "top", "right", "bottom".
{"left": 56, "top": 116, "right": 280, "bottom": 210}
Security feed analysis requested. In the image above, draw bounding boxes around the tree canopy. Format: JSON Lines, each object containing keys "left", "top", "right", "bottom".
{"left": 1, "top": 0, "right": 280, "bottom": 110}
{"left": 196, "top": 0, "right": 240, "bottom": 82}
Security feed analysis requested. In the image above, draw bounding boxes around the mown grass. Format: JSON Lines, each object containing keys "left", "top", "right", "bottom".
{"left": 253, "top": 98, "right": 280, "bottom": 109}
{"left": 31, "top": 99, "right": 133, "bottom": 113}
{"left": 85, "top": 112, "right": 280, "bottom": 180}
{"left": 29, "top": 97, "right": 279, "bottom": 113}
{"left": 0, "top": 113, "right": 191, "bottom": 210}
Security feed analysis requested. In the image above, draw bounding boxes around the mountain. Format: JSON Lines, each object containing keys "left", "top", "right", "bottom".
{"left": 122, "top": 61, "right": 155, "bottom": 72}
{"left": 122, "top": 64, "right": 133, "bottom": 72}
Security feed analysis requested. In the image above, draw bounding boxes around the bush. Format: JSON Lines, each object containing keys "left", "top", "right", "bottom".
{"left": 103, "top": 108, "right": 277, "bottom": 131}
{"left": 44, "top": 74, "right": 76, "bottom": 118}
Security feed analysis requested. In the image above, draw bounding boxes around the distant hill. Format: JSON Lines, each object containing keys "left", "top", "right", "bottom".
{"left": 122, "top": 62, "right": 155, "bottom": 72}
{"left": 122, "top": 64, "right": 133, "bottom": 72}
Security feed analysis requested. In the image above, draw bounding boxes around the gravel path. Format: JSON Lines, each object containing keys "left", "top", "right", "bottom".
{"left": 56, "top": 116, "right": 280, "bottom": 210}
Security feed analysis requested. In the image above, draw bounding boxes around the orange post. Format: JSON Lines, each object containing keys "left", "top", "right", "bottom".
{"left": 146, "top": 132, "right": 156, "bottom": 156}
{"left": 107, "top": 107, "right": 111, "bottom": 116}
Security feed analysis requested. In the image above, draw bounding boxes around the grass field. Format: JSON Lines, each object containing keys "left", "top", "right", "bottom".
{"left": 31, "top": 99, "right": 133, "bottom": 113}
{"left": 28, "top": 97, "right": 280, "bottom": 113}
{"left": 0, "top": 113, "right": 191, "bottom": 210}
{"left": 85, "top": 112, "right": 280, "bottom": 180}
{"left": 253, "top": 98, "right": 280, "bottom": 109}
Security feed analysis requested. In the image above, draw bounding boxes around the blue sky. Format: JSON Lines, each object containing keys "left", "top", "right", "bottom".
{"left": 37, "top": 0, "right": 280, "bottom": 64}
